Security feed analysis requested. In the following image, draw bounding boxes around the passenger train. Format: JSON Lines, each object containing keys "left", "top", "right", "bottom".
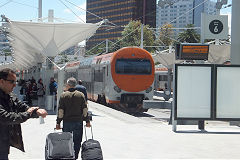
{"left": 63, "top": 47, "right": 155, "bottom": 112}
{"left": 154, "top": 67, "right": 173, "bottom": 91}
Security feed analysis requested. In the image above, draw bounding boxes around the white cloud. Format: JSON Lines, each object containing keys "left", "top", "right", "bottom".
{"left": 76, "top": 2, "right": 86, "bottom": 11}
{"left": 63, "top": 9, "right": 72, "bottom": 14}
{"left": 75, "top": 14, "right": 86, "bottom": 23}
{"left": 62, "top": 2, "right": 86, "bottom": 23}
{"left": 74, "top": 2, "right": 86, "bottom": 22}
{"left": 78, "top": 40, "right": 86, "bottom": 46}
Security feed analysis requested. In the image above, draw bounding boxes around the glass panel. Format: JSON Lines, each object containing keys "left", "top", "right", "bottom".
{"left": 115, "top": 59, "right": 151, "bottom": 75}
{"left": 177, "top": 66, "right": 211, "bottom": 118}
{"left": 216, "top": 67, "right": 240, "bottom": 118}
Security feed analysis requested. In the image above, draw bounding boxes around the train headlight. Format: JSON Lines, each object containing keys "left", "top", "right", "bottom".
{"left": 145, "top": 86, "right": 152, "bottom": 93}
{"left": 114, "top": 86, "right": 121, "bottom": 93}
{"left": 164, "top": 90, "right": 170, "bottom": 96}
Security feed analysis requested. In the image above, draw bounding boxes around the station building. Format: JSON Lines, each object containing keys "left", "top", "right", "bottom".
{"left": 156, "top": 0, "right": 217, "bottom": 34}
{"left": 86, "top": 0, "right": 156, "bottom": 50}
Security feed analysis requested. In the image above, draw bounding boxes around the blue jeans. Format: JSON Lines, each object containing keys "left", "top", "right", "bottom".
{"left": 63, "top": 121, "right": 83, "bottom": 159}
{"left": 0, "top": 153, "right": 8, "bottom": 160}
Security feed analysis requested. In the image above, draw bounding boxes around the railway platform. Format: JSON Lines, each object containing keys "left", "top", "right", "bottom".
{"left": 9, "top": 100, "right": 240, "bottom": 160}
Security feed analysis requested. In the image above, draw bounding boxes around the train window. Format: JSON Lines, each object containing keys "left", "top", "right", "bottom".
{"left": 94, "top": 69, "right": 103, "bottom": 82}
{"left": 159, "top": 75, "right": 168, "bottom": 81}
{"left": 96, "top": 58, "right": 102, "bottom": 64}
{"left": 115, "top": 59, "right": 151, "bottom": 75}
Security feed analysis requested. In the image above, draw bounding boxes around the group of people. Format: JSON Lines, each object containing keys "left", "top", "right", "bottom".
{"left": 0, "top": 68, "right": 89, "bottom": 160}
{"left": 19, "top": 77, "right": 46, "bottom": 107}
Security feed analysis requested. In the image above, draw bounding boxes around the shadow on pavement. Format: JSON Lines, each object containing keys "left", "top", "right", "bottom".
{"left": 130, "top": 112, "right": 154, "bottom": 117}
{"left": 175, "top": 130, "right": 240, "bottom": 134}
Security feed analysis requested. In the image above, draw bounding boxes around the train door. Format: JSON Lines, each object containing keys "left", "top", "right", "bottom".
{"left": 99, "top": 66, "right": 107, "bottom": 105}
{"left": 90, "top": 67, "right": 95, "bottom": 99}
{"left": 102, "top": 66, "right": 106, "bottom": 93}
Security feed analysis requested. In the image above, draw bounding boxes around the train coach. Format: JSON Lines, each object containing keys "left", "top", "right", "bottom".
{"left": 154, "top": 67, "right": 173, "bottom": 91}
{"left": 68, "top": 47, "right": 155, "bottom": 113}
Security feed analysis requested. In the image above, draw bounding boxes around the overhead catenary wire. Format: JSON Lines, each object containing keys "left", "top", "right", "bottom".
{"left": 85, "top": 40, "right": 106, "bottom": 55}
{"left": 63, "top": 0, "right": 117, "bottom": 26}
{"left": 149, "top": 0, "right": 211, "bottom": 48}
{"left": 158, "top": 0, "right": 210, "bottom": 26}
{"left": 58, "top": 0, "right": 85, "bottom": 23}
{"left": 11, "top": 0, "right": 38, "bottom": 9}
{"left": 0, "top": 0, "right": 37, "bottom": 9}
{"left": 0, "top": 0, "right": 12, "bottom": 9}
{"left": 100, "top": 0, "right": 211, "bottom": 51}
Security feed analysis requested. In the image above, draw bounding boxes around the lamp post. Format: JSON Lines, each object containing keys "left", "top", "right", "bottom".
{"left": 231, "top": 0, "right": 240, "bottom": 65}
{"left": 38, "top": 0, "right": 42, "bottom": 21}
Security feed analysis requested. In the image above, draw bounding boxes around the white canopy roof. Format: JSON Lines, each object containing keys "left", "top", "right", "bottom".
{"left": 1, "top": 20, "right": 103, "bottom": 70}
{"left": 153, "top": 49, "right": 183, "bottom": 68}
{"left": 208, "top": 44, "right": 230, "bottom": 64}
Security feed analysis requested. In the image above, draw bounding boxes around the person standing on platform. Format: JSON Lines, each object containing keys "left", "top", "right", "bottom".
{"left": 56, "top": 77, "right": 90, "bottom": 159}
{"left": 75, "top": 80, "right": 88, "bottom": 101}
{"left": 0, "top": 68, "right": 48, "bottom": 160}
{"left": 49, "top": 77, "right": 57, "bottom": 109}
{"left": 37, "top": 78, "right": 45, "bottom": 108}
{"left": 49, "top": 77, "right": 57, "bottom": 95}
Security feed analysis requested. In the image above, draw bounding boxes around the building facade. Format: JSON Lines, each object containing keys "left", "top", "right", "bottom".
{"left": 0, "top": 23, "right": 9, "bottom": 49}
{"left": 193, "top": 0, "right": 217, "bottom": 28}
{"left": 86, "top": 0, "right": 156, "bottom": 50}
{"left": 156, "top": 0, "right": 217, "bottom": 34}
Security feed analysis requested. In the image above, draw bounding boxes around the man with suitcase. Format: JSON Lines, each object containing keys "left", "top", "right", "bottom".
{"left": 56, "top": 77, "right": 90, "bottom": 159}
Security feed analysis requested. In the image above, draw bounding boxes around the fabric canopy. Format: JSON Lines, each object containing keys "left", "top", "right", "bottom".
{"left": 1, "top": 20, "right": 103, "bottom": 70}
{"left": 152, "top": 50, "right": 183, "bottom": 68}
{"left": 208, "top": 44, "right": 230, "bottom": 64}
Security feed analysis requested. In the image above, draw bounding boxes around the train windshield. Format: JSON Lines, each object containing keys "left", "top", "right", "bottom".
{"left": 115, "top": 59, "right": 152, "bottom": 75}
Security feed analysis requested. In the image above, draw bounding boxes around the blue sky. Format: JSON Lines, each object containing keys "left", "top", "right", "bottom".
{"left": 0, "top": 0, "right": 232, "bottom": 22}
{"left": 0, "top": 0, "right": 87, "bottom": 22}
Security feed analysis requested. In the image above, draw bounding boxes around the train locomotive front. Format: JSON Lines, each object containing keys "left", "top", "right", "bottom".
{"left": 103, "top": 47, "right": 154, "bottom": 112}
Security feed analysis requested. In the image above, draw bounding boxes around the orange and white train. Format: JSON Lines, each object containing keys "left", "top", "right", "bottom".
{"left": 154, "top": 67, "right": 173, "bottom": 91}
{"left": 64, "top": 47, "right": 155, "bottom": 112}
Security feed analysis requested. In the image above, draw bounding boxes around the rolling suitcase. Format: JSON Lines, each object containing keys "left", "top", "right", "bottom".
{"left": 81, "top": 126, "right": 103, "bottom": 160}
{"left": 45, "top": 132, "right": 75, "bottom": 160}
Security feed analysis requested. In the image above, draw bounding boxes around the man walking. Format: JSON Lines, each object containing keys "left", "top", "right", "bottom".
{"left": 0, "top": 68, "right": 48, "bottom": 160}
{"left": 56, "top": 77, "right": 90, "bottom": 159}
{"left": 75, "top": 80, "right": 87, "bottom": 101}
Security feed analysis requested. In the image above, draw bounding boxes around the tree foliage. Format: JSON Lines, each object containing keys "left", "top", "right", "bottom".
{"left": 86, "top": 41, "right": 120, "bottom": 55}
{"left": 156, "top": 23, "right": 174, "bottom": 47}
{"left": 119, "top": 20, "right": 155, "bottom": 52}
{"left": 177, "top": 24, "right": 200, "bottom": 43}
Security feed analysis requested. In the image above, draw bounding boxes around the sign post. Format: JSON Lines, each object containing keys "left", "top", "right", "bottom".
{"left": 201, "top": 13, "right": 228, "bottom": 43}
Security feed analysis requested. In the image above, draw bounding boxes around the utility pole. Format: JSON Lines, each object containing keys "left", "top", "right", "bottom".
{"left": 38, "top": 0, "right": 42, "bottom": 21}
{"left": 230, "top": 0, "right": 240, "bottom": 65}
{"left": 140, "top": 24, "right": 144, "bottom": 49}
{"left": 215, "top": 0, "right": 221, "bottom": 45}
{"left": 143, "top": 0, "right": 146, "bottom": 25}
{"left": 106, "top": 39, "right": 109, "bottom": 53}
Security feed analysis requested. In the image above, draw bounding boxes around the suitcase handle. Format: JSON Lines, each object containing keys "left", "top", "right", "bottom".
{"left": 84, "top": 125, "right": 93, "bottom": 141}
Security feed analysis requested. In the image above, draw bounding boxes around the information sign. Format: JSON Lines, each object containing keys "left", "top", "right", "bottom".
{"left": 201, "top": 13, "right": 228, "bottom": 40}
{"left": 209, "top": 20, "right": 223, "bottom": 34}
{"left": 175, "top": 43, "right": 209, "bottom": 60}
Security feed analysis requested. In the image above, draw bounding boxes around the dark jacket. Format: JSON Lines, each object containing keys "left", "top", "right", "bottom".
{"left": 49, "top": 81, "right": 57, "bottom": 95}
{"left": 75, "top": 84, "right": 88, "bottom": 100}
{"left": 56, "top": 88, "right": 89, "bottom": 125}
{"left": 0, "top": 89, "right": 38, "bottom": 154}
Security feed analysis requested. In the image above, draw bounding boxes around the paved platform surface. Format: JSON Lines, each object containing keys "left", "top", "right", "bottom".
{"left": 9, "top": 101, "right": 240, "bottom": 160}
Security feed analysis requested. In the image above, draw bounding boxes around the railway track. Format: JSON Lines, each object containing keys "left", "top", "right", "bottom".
{"left": 129, "top": 108, "right": 171, "bottom": 124}
{"left": 95, "top": 100, "right": 172, "bottom": 124}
